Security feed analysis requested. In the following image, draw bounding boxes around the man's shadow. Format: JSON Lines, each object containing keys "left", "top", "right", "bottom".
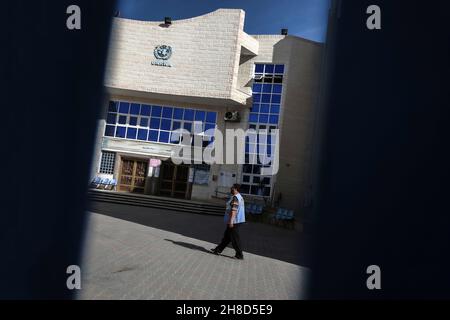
{"left": 164, "top": 239, "right": 235, "bottom": 259}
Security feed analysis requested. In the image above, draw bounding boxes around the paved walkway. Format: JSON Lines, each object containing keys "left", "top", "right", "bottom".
{"left": 78, "top": 203, "right": 310, "bottom": 300}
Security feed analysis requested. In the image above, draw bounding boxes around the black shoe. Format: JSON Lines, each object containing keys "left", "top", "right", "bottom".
{"left": 233, "top": 255, "right": 244, "bottom": 260}
{"left": 210, "top": 248, "right": 219, "bottom": 255}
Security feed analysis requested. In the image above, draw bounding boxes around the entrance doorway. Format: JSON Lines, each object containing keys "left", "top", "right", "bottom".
{"left": 159, "top": 161, "right": 190, "bottom": 199}
{"left": 118, "top": 158, "right": 148, "bottom": 193}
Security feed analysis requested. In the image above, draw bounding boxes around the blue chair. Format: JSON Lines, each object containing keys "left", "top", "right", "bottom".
{"left": 90, "top": 176, "right": 101, "bottom": 188}
{"left": 105, "top": 178, "right": 117, "bottom": 190}
{"left": 98, "top": 178, "right": 110, "bottom": 189}
{"left": 270, "top": 208, "right": 282, "bottom": 224}
{"left": 286, "top": 210, "right": 294, "bottom": 220}
{"left": 280, "top": 210, "right": 295, "bottom": 228}
{"left": 275, "top": 208, "right": 290, "bottom": 226}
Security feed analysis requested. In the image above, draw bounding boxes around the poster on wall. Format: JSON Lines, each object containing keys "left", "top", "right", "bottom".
{"left": 193, "top": 169, "right": 210, "bottom": 185}
{"left": 218, "top": 171, "right": 236, "bottom": 187}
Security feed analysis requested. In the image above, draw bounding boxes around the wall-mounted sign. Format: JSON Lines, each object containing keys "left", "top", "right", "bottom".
{"left": 152, "top": 44, "right": 173, "bottom": 67}
{"left": 149, "top": 158, "right": 162, "bottom": 167}
{"left": 101, "top": 137, "right": 173, "bottom": 158}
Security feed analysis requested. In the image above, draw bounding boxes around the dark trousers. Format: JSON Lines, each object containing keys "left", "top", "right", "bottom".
{"left": 215, "top": 224, "right": 243, "bottom": 257}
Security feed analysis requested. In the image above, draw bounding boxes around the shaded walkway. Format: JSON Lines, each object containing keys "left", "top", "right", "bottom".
{"left": 87, "top": 201, "right": 311, "bottom": 267}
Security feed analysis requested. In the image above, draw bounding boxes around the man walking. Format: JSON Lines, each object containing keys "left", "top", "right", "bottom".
{"left": 211, "top": 183, "right": 245, "bottom": 260}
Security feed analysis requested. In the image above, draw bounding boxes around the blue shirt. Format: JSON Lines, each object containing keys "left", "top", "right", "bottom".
{"left": 224, "top": 193, "right": 245, "bottom": 224}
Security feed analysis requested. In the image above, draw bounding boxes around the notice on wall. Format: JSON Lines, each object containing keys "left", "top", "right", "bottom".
{"left": 193, "top": 169, "right": 210, "bottom": 185}
{"left": 149, "top": 158, "right": 161, "bottom": 167}
{"left": 218, "top": 171, "right": 236, "bottom": 187}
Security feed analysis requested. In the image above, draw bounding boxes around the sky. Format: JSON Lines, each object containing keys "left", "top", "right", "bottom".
{"left": 116, "top": 0, "right": 331, "bottom": 43}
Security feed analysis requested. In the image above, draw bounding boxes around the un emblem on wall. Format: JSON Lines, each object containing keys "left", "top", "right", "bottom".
{"left": 154, "top": 45, "right": 172, "bottom": 60}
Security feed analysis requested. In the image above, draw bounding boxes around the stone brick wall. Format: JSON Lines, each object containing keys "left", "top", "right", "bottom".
{"left": 105, "top": 9, "right": 250, "bottom": 105}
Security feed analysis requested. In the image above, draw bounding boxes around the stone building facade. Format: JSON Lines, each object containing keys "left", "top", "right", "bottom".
{"left": 91, "top": 9, "right": 323, "bottom": 214}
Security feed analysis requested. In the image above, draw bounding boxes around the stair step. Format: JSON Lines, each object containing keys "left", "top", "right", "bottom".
{"left": 87, "top": 189, "right": 225, "bottom": 215}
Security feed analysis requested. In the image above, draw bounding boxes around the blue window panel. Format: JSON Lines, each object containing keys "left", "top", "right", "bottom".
{"left": 104, "top": 125, "right": 115, "bottom": 137}
{"left": 184, "top": 109, "right": 194, "bottom": 120}
{"left": 243, "top": 165, "right": 252, "bottom": 174}
{"left": 251, "top": 104, "right": 260, "bottom": 112}
{"left": 150, "top": 118, "right": 160, "bottom": 129}
{"left": 115, "top": 126, "right": 126, "bottom": 138}
{"left": 270, "top": 105, "right": 280, "bottom": 114}
{"left": 255, "top": 64, "right": 264, "bottom": 73}
{"left": 118, "top": 115, "right": 127, "bottom": 125}
{"left": 173, "top": 108, "right": 183, "bottom": 119}
{"left": 271, "top": 95, "right": 281, "bottom": 104}
{"left": 258, "top": 133, "right": 268, "bottom": 144}
{"left": 193, "top": 122, "right": 203, "bottom": 134}
{"left": 261, "top": 94, "right": 271, "bottom": 103}
{"left": 159, "top": 131, "right": 170, "bottom": 143}
{"left": 151, "top": 105, "right": 162, "bottom": 117}
{"left": 126, "top": 127, "right": 137, "bottom": 139}
{"left": 204, "top": 123, "right": 215, "bottom": 133}
{"left": 183, "top": 122, "right": 192, "bottom": 132}
{"left": 249, "top": 113, "right": 259, "bottom": 123}
{"left": 252, "top": 165, "right": 261, "bottom": 174}
{"left": 129, "top": 116, "right": 137, "bottom": 126}
{"left": 275, "top": 64, "right": 285, "bottom": 74}
{"left": 172, "top": 121, "right": 181, "bottom": 130}
{"left": 272, "top": 84, "right": 282, "bottom": 94}
{"left": 137, "top": 129, "right": 148, "bottom": 141}
{"left": 161, "top": 119, "right": 171, "bottom": 130}
{"left": 253, "top": 94, "right": 262, "bottom": 103}
{"left": 269, "top": 115, "right": 279, "bottom": 124}
{"left": 267, "top": 144, "right": 274, "bottom": 156}
{"left": 247, "top": 132, "right": 257, "bottom": 144}
{"left": 262, "top": 84, "right": 272, "bottom": 93}
{"left": 241, "top": 184, "right": 250, "bottom": 194}
{"left": 148, "top": 130, "right": 158, "bottom": 142}
{"left": 259, "top": 114, "right": 269, "bottom": 123}
{"left": 130, "top": 103, "right": 140, "bottom": 115}
{"left": 254, "top": 73, "right": 263, "bottom": 80}
{"left": 204, "top": 140, "right": 214, "bottom": 148}
{"left": 140, "top": 104, "right": 151, "bottom": 116}
{"left": 265, "top": 64, "right": 274, "bottom": 73}
{"left": 119, "top": 102, "right": 130, "bottom": 113}
{"left": 162, "top": 107, "right": 173, "bottom": 118}
{"left": 108, "top": 101, "right": 118, "bottom": 112}
{"left": 195, "top": 110, "right": 206, "bottom": 121}
{"left": 252, "top": 83, "right": 262, "bottom": 93}
{"left": 206, "top": 112, "right": 217, "bottom": 123}
{"left": 260, "top": 104, "right": 270, "bottom": 113}
{"left": 106, "top": 113, "right": 117, "bottom": 124}
{"left": 170, "top": 132, "right": 181, "bottom": 144}
{"left": 140, "top": 117, "right": 149, "bottom": 127}
{"left": 248, "top": 144, "right": 257, "bottom": 153}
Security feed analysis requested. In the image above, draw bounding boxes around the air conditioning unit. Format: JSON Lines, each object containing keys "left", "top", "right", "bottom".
{"left": 224, "top": 111, "right": 240, "bottom": 122}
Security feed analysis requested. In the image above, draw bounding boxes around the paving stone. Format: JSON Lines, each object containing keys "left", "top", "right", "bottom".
{"left": 77, "top": 206, "right": 309, "bottom": 300}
